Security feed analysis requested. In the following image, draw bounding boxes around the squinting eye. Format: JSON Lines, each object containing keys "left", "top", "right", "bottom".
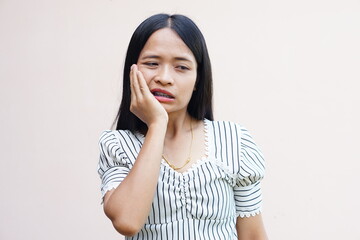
{"left": 144, "top": 62, "right": 158, "bottom": 67}
{"left": 177, "top": 65, "right": 190, "bottom": 70}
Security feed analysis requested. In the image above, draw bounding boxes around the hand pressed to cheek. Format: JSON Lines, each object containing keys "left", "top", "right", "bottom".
{"left": 129, "top": 64, "right": 168, "bottom": 126}
{"left": 131, "top": 65, "right": 154, "bottom": 96}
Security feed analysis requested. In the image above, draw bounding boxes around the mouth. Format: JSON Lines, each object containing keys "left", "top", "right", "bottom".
{"left": 151, "top": 89, "right": 175, "bottom": 99}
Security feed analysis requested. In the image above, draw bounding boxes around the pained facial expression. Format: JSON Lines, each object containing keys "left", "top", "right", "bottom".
{"left": 137, "top": 28, "right": 197, "bottom": 116}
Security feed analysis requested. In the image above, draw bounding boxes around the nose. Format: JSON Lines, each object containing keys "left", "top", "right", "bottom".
{"left": 155, "top": 65, "right": 173, "bottom": 85}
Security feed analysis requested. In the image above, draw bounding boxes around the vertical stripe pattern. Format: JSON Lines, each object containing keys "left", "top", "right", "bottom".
{"left": 97, "top": 119, "right": 265, "bottom": 239}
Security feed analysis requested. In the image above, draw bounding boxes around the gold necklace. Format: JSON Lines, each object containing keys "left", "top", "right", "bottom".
{"left": 162, "top": 120, "right": 193, "bottom": 171}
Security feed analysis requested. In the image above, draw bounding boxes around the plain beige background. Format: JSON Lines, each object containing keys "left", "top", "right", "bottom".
{"left": 1, "top": 0, "right": 359, "bottom": 239}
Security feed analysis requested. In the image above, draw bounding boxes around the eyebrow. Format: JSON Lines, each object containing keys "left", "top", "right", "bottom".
{"left": 141, "top": 55, "right": 160, "bottom": 60}
{"left": 174, "top": 57, "right": 192, "bottom": 62}
{"left": 140, "top": 55, "right": 193, "bottom": 62}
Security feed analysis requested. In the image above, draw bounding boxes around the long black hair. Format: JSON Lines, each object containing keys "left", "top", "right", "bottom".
{"left": 115, "top": 13, "right": 213, "bottom": 132}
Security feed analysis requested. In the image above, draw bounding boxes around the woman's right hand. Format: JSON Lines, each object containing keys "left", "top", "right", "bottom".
{"left": 104, "top": 64, "right": 168, "bottom": 236}
{"left": 129, "top": 64, "right": 168, "bottom": 127}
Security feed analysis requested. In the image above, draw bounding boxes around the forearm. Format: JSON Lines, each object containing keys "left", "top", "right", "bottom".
{"left": 103, "top": 122, "right": 167, "bottom": 235}
{"left": 236, "top": 214, "right": 268, "bottom": 240}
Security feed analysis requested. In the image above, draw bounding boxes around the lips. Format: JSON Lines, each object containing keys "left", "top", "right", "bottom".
{"left": 150, "top": 88, "right": 175, "bottom": 103}
{"left": 150, "top": 88, "right": 174, "bottom": 99}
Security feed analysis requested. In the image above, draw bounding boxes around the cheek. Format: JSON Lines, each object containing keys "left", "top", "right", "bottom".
{"left": 182, "top": 76, "right": 197, "bottom": 97}
{"left": 189, "top": 73, "right": 197, "bottom": 90}
{"left": 137, "top": 67, "right": 153, "bottom": 84}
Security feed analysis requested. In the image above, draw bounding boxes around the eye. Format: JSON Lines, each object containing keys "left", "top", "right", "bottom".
{"left": 143, "top": 62, "right": 158, "bottom": 67}
{"left": 176, "top": 65, "right": 190, "bottom": 71}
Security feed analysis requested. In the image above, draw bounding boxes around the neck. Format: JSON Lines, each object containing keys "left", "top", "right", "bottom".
{"left": 166, "top": 111, "right": 192, "bottom": 139}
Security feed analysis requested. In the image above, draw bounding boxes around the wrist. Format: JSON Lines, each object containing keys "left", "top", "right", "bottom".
{"left": 146, "top": 121, "right": 167, "bottom": 144}
{"left": 148, "top": 119, "right": 167, "bottom": 132}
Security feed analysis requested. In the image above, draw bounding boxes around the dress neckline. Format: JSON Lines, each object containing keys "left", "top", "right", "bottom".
{"left": 161, "top": 118, "right": 211, "bottom": 176}
{"left": 134, "top": 119, "right": 212, "bottom": 176}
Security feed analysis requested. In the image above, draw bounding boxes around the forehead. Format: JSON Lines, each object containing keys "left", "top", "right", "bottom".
{"left": 139, "top": 28, "right": 196, "bottom": 61}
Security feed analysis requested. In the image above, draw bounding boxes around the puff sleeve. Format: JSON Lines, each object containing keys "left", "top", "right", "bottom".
{"left": 234, "top": 126, "right": 265, "bottom": 218}
{"left": 97, "top": 130, "right": 130, "bottom": 199}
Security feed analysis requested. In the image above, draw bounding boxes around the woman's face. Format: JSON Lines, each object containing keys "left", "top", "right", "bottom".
{"left": 137, "top": 28, "right": 197, "bottom": 116}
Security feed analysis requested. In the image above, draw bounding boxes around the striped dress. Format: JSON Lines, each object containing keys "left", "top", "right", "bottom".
{"left": 98, "top": 119, "right": 265, "bottom": 240}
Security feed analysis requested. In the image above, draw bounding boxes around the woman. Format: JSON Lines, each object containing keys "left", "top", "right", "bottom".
{"left": 98, "top": 13, "right": 268, "bottom": 239}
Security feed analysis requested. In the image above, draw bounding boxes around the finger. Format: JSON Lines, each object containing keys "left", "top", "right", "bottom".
{"left": 129, "top": 65, "right": 137, "bottom": 101}
{"left": 131, "top": 64, "right": 142, "bottom": 99}
{"left": 136, "top": 69, "right": 151, "bottom": 96}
